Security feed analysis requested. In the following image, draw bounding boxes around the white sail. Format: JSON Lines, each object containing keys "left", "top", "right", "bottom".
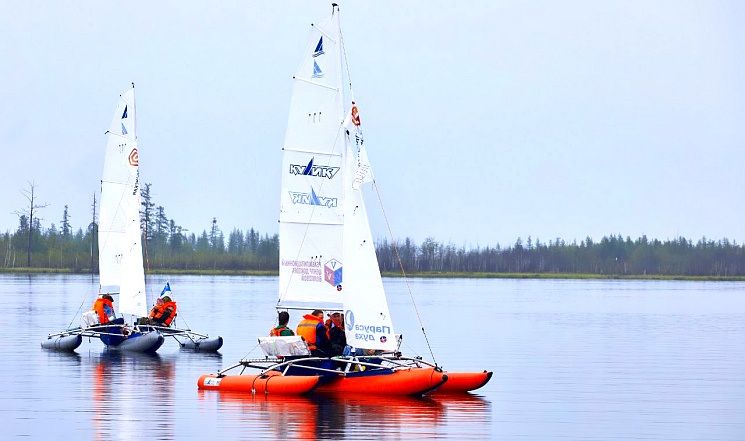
{"left": 278, "top": 11, "right": 345, "bottom": 309}
{"left": 279, "top": 7, "right": 396, "bottom": 350}
{"left": 341, "top": 104, "right": 396, "bottom": 351}
{"left": 98, "top": 87, "right": 147, "bottom": 318}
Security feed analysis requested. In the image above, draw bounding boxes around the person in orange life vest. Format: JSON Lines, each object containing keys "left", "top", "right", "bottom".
{"left": 270, "top": 311, "right": 295, "bottom": 336}
{"left": 149, "top": 295, "right": 177, "bottom": 326}
{"left": 91, "top": 295, "right": 116, "bottom": 324}
{"left": 296, "top": 309, "right": 331, "bottom": 356}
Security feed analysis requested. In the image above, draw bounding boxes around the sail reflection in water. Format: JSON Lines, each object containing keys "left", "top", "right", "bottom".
{"left": 90, "top": 352, "right": 176, "bottom": 441}
{"left": 198, "top": 392, "right": 491, "bottom": 439}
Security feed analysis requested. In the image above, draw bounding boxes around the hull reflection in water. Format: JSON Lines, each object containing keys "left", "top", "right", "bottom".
{"left": 91, "top": 351, "right": 176, "bottom": 441}
{"left": 198, "top": 390, "right": 491, "bottom": 439}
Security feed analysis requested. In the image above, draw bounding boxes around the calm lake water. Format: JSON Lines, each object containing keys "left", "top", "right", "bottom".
{"left": 1, "top": 274, "right": 744, "bottom": 440}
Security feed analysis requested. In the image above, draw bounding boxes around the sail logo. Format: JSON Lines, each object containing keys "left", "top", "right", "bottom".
{"left": 313, "top": 37, "right": 324, "bottom": 57}
{"left": 345, "top": 310, "right": 354, "bottom": 331}
{"left": 312, "top": 60, "right": 324, "bottom": 79}
{"left": 351, "top": 101, "right": 361, "bottom": 126}
{"left": 289, "top": 157, "right": 339, "bottom": 179}
{"left": 122, "top": 105, "right": 128, "bottom": 119}
{"left": 324, "top": 258, "right": 342, "bottom": 287}
{"left": 121, "top": 123, "right": 128, "bottom": 135}
{"left": 128, "top": 148, "right": 139, "bottom": 166}
{"left": 289, "top": 187, "right": 337, "bottom": 208}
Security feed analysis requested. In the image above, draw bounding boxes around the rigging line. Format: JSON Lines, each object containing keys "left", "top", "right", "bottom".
{"left": 372, "top": 179, "right": 438, "bottom": 366}
{"left": 66, "top": 287, "right": 94, "bottom": 331}
{"left": 277, "top": 119, "right": 346, "bottom": 306}
{"left": 241, "top": 341, "right": 262, "bottom": 361}
{"left": 340, "top": 27, "right": 353, "bottom": 93}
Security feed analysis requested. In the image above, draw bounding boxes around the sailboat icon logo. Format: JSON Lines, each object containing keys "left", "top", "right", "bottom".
{"left": 313, "top": 37, "right": 324, "bottom": 57}
{"left": 312, "top": 61, "right": 324, "bottom": 79}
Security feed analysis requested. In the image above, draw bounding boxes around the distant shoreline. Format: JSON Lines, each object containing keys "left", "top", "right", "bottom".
{"left": 2, "top": 267, "right": 745, "bottom": 281}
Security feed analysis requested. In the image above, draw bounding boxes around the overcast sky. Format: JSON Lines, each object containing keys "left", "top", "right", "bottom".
{"left": 1, "top": 1, "right": 743, "bottom": 248}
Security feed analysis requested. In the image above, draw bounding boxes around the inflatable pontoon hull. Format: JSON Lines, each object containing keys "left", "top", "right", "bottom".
{"left": 432, "top": 371, "right": 492, "bottom": 393}
{"left": 180, "top": 336, "right": 223, "bottom": 352}
{"left": 315, "top": 367, "right": 448, "bottom": 396}
{"left": 198, "top": 371, "right": 320, "bottom": 394}
{"left": 41, "top": 334, "right": 82, "bottom": 351}
{"left": 106, "top": 331, "right": 165, "bottom": 353}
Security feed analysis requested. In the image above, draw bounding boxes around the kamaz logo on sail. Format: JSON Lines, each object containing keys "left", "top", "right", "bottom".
{"left": 289, "top": 187, "right": 337, "bottom": 208}
{"left": 290, "top": 157, "right": 339, "bottom": 179}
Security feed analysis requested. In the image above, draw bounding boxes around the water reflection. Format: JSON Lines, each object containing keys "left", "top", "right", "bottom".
{"left": 90, "top": 351, "right": 176, "bottom": 441}
{"left": 199, "top": 391, "right": 491, "bottom": 439}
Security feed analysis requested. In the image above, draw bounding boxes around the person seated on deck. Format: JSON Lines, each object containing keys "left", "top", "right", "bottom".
{"left": 270, "top": 311, "right": 295, "bottom": 336}
{"left": 91, "top": 295, "right": 116, "bottom": 325}
{"left": 328, "top": 312, "right": 347, "bottom": 356}
{"left": 148, "top": 295, "right": 178, "bottom": 327}
{"left": 296, "top": 310, "right": 332, "bottom": 357}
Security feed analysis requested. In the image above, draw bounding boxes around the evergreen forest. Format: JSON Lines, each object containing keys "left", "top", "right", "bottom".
{"left": 4, "top": 183, "right": 745, "bottom": 277}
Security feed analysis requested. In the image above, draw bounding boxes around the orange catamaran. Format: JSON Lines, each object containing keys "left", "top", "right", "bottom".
{"left": 198, "top": 4, "right": 491, "bottom": 396}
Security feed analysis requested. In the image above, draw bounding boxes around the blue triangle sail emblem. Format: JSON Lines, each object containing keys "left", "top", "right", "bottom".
{"left": 122, "top": 105, "right": 128, "bottom": 119}
{"left": 310, "top": 187, "right": 321, "bottom": 206}
{"left": 303, "top": 157, "right": 314, "bottom": 175}
{"left": 312, "top": 61, "right": 324, "bottom": 79}
{"left": 121, "top": 123, "right": 128, "bottom": 135}
{"left": 313, "top": 37, "right": 324, "bottom": 57}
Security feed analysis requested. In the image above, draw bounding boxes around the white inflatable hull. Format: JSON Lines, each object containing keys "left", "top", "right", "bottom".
{"left": 41, "top": 334, "right": 83, "bottom": 351}
{"left": 180, "top": 336, "right": 223, "bottom": 352}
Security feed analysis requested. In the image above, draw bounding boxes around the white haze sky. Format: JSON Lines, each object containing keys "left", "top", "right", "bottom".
{"left": 1, "top": 1, "right": 744, "bottom": 248}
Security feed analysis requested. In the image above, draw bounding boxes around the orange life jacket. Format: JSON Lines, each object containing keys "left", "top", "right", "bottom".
{"left": 296, "top": 314, "right": 327, "bottom": 350}
{"left": 151, "top": 301, "right": 177, "bottom": 326}
{"left": 270, "top": 325, "right": 293, "bottom": 337}
{"left": 91, "top": 298, "right": 114, "bottom": 324}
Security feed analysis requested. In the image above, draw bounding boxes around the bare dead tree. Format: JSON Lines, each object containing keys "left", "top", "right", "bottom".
{"left": 12, "top": 181, "right": 49, "bottom": 267}
{"left": 89, "top": 192, "right": 97, "bottom": 272}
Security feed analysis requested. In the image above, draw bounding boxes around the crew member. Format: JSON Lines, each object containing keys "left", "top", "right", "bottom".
{"left": 296, "top": 309, "right": 331, "bottom": 356}
{"left": 149, "top": 295, "right": 178, "bottom": 326}
{"left": 91, "top": 295, "right": 115, "bottom": 324}
{"left": 270, "top": 311, "right": 295, "bottom": 336}
{"left": 328, "top": 312, "right": 347, "bottom": 356}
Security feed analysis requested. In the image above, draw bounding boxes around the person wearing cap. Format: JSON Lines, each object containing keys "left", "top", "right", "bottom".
{"left": 328, "top": 312, "right": 346, "bottom": 356}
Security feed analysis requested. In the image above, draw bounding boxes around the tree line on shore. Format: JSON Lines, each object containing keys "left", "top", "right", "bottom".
{"left": 4, "top": 182, "right": 745, "bottom": 276}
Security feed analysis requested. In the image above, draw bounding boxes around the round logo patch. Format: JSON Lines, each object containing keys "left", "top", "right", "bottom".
{"left": 345, "top": 310, "right": 354, "bottom": 331}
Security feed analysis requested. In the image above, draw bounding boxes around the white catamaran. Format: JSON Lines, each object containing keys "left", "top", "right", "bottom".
{"left": 199, "top": 4, "right": 491, "bottom": 395}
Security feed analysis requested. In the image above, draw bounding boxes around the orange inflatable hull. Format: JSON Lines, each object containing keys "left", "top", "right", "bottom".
{"left": 315, "top": 367, "right": 448, "bottom": 396}
{"left": 198, "top": 371, "right": 320, "bottom": 395}
{"left": 432, "top": 371, "right": 492, "bottom": 393}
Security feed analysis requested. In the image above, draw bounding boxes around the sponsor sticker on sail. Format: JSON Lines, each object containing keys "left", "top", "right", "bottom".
{"left": 344, "top": 101, "right": 373, "bottom": 190}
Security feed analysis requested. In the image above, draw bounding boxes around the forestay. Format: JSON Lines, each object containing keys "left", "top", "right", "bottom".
{"left": 98, "top": 87, "right": 147, "bottom": 318}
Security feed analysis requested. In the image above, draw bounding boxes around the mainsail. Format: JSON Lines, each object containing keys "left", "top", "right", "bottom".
{"left": 279, "top": 6, "right": 396, "bottom": 351}
{"left": 98, "top": 87, "right": 147, "bottom": 318}
{"left": 278, "top": 11, "right": 345, "bottom": 309}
